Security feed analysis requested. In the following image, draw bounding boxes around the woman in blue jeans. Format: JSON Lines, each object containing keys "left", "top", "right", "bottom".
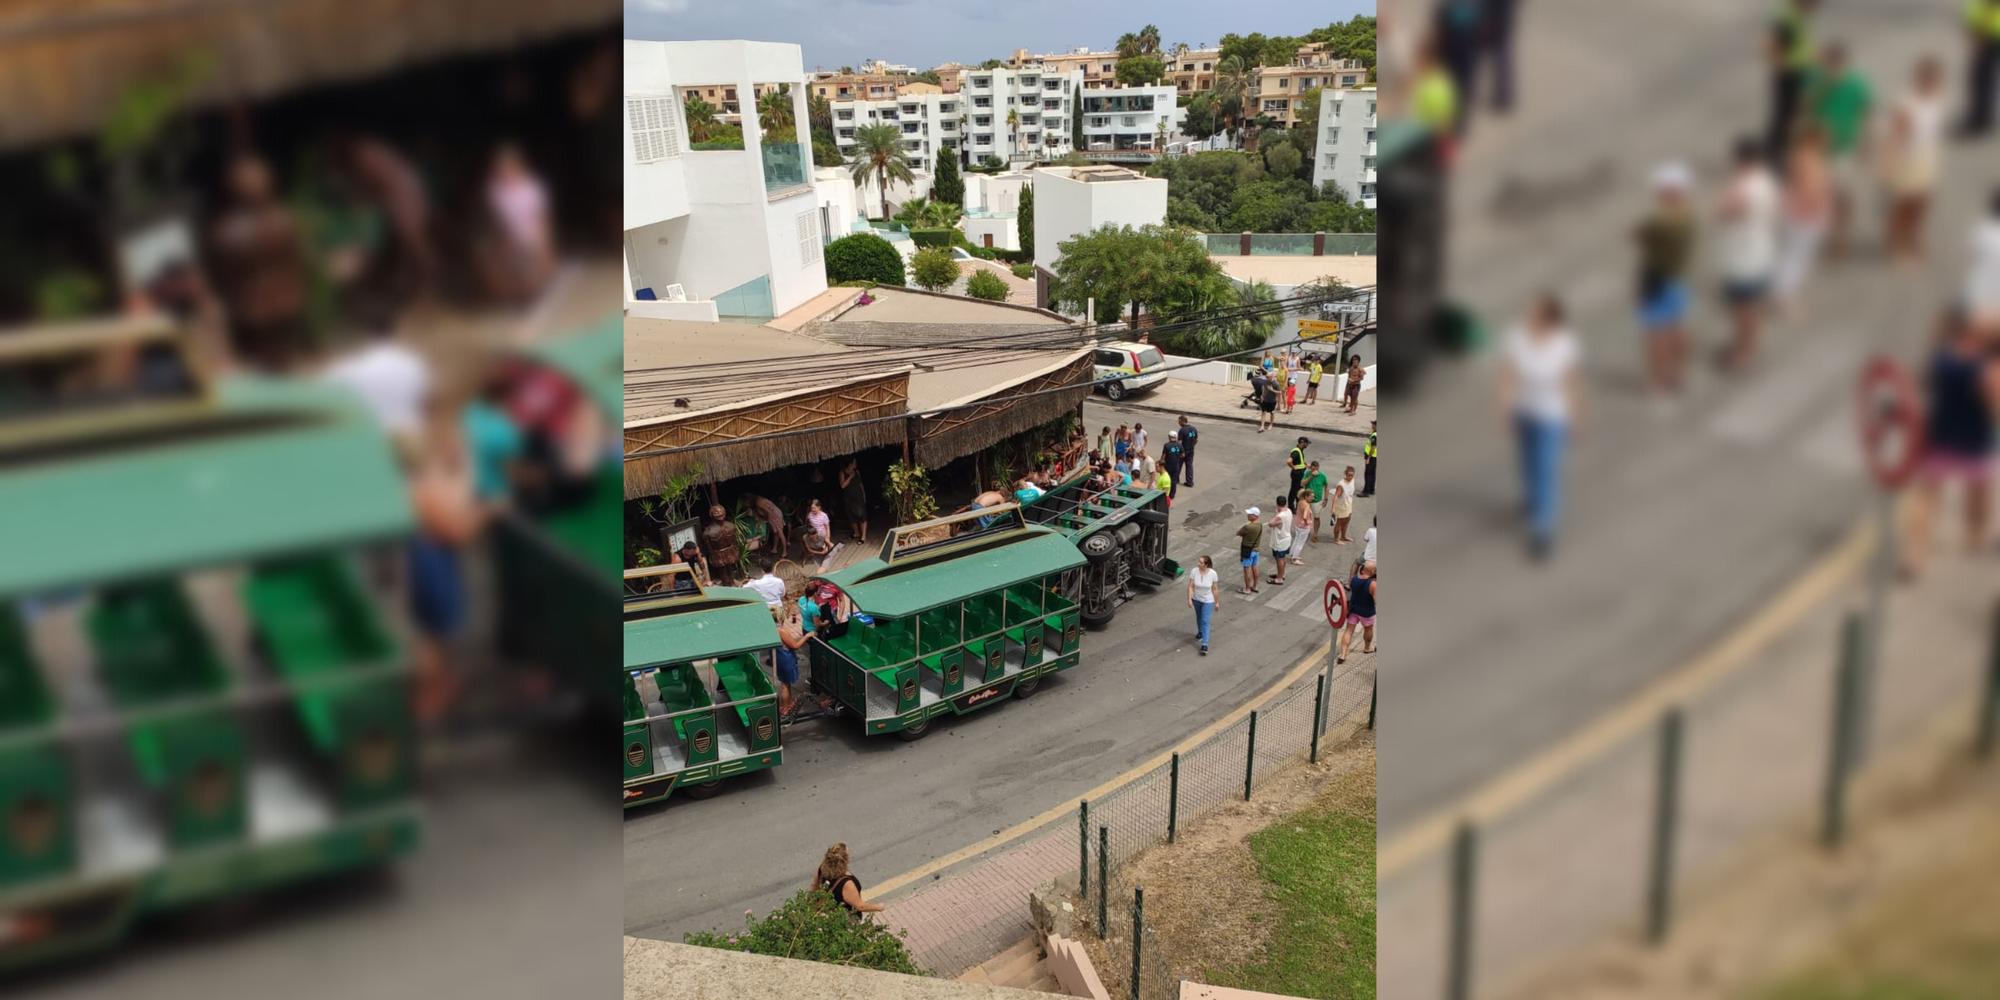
{"left": 1186, "top": 555, "right": 1218, "bottom": 656}
{"left": 1500, "top": 293, "right": 1582, "bottom": 560}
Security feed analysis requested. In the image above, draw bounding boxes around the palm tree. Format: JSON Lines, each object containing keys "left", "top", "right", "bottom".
{"left": 757, "top": 88, "right": 795, "bottom": 142}
{"left": 1006, "top": 107, "right": 1019, "bottom": 159}
{"left": 683, "top": 95, "right": 719, "bottom": 142}
{"left": 1212, "top": 56, "right": 1248, "bottom": 146}
{"left": 849, "top": 123, "right": 914, "bottom": 219}
{"left": 1116, "top": 32, "right": 1141, "bottom": 59}
{"left": 1137, "top": 24, "right": 1161, "bottom": 56}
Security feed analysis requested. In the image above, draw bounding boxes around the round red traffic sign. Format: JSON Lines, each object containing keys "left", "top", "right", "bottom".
{"left": 1323, "top": 577, "right": 1348, "bottom": 629}
{"left": 1855, "top": 356, "right": 1924, "bottom": 491}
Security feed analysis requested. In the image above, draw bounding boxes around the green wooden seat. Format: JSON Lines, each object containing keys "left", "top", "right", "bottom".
{"left": 712, "top": 655, "right": 772, "bottom": 727}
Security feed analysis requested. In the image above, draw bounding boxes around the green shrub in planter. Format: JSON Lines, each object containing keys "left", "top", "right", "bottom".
{"left": 909, "top": 227, "right": 954, "bottom": 248}
{"left": 966, "top": 270, "right": 1010, "bottom": 301}
{"left": 1010, "top": 262, "right": 1036, "bottom": 280}
{"left": 910, "top": 246, "right": 961, "bottom": 292}
{"left": 824, "top": 233, "right": 906, "bottom": 286}
{"left": 684, "top": 889, "right": 921, "bottom": 975}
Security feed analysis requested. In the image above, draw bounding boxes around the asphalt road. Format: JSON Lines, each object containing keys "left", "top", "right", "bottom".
{"left": 623, "top": 399, "right": 1373, "bottom": 941}
{"left": 1381, "top": 0, "right": 1987, "bottom": 831}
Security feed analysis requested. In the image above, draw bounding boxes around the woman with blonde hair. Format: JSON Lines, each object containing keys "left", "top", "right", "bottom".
{"left": 812, "top": 843, "right": 884, "bottom": 915}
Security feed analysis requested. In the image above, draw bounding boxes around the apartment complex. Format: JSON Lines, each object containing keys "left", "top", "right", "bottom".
{"left": 1167, "top": 48, "right": 1223, "bottom": 93}
{"left": 808, "top": 73, "right": 903, "bottom": 102}
{"left": 626, "top": 40, "right": 827, "bottom": 322}
{"left": 830, "top": 90, "right": 964, "bottom": 173}
{"left": 1017, "top": 47, "right": 1122, "bottom": 90}
{"left": 1252, "top": 42, "right": 1369, "bottom": 126}
{"left": 672, "top": 81, "right": 785, "bottom": 124}
{"left": 960, "top": 64, "right": 1081, "bottom": 162}
{"left": 1076, "top": 85, "right": 1183, "bottom": 154}
{"left": 1312, "top": 87, "right": 1378, "bottom": 208}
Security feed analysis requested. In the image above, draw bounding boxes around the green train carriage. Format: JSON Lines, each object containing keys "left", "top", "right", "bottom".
{"left": 0, "top": 319, "right": 418, "bottom": 972}
{"left": 621, "top": 566, "right": 784, "bottom": 808}
{"left": 807, "top": 505, "right": 1087, "bottom": 741}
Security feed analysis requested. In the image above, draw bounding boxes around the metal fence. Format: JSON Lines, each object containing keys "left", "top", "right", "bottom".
{"left": 1060, "top": 648, "right": 1377, "bottom": 999}
{"left": 1380, "top": 582, "right": 2000, "bottom": 1000}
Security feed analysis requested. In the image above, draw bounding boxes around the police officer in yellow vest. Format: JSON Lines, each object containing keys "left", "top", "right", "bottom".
{"left": 1360, "top": 421, "right": 1377, "bottom": 498}
{"left": 1768, "top": 0, "right": 1822, "bottom": 160}
{"left": 1966, "top": 0, "right": 2000, "bottom": 135}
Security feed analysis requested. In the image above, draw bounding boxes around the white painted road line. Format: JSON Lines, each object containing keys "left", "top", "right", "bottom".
{"left": 1707, "top": 344, "right": 1857, "bottom": 447}
{"left": 1265, "top": 574, "right": 1320, "bottom": 612}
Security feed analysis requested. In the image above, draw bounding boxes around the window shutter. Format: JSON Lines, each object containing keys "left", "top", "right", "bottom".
{"left": 798, "top": 211, "right": 821, "bottom": 266}
{"left": 627, "top": 96, "right": 682, "bottom": 164}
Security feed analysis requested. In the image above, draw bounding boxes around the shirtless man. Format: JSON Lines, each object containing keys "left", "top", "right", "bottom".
{"left": 700, "top": 504, "right": 742, "bottom": 585}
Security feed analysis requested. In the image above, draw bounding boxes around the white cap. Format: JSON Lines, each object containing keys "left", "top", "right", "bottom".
{"left": 1652, "top": 161, "right": 1693, "bottom": 192}
{"left": 1246, "top": 506, "right": 1261, "bottom": 517}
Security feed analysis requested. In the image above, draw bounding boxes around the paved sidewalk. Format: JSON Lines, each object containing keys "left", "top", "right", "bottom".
{"left": 1117, "top": 378, "right": 1375, "bottom": 438}
{"left": 881, "top": 828, "right": 1072, "bottom": 978}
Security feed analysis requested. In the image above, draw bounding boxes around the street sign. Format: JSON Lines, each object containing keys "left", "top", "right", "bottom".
{"left": 1319, "top": 301, "right": 1370, "bottom": 318}
{"left": 1323, "top": 577, "right": 1348, "bottom": 629}
{"left": 1856, "top": 356, "right": 1924, "bottom": 491}
{"left": 1300, "top": 319, "right": 1342, "bottom": 337}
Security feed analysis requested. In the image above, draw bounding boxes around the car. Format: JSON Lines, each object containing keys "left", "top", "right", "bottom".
{"left": 1091, "top": 341, "right": 1168, "bottom": 401}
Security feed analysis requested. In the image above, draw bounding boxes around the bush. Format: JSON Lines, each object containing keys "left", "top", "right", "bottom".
{"left": 910, "top": 246, "right": 961, "bottom": 292}
{"left": 966, "top": 269, "right": 1010, "bottom": 301}
{"left": 824, "top": 233, "right": 906, "bottom": 286}
{"left": 909, "top": 227, "right": 954, "bottom": 248}
{"left": 1010, "top": 262, "right": 1036, "bottom": 280}
{"left": 684, "top": 889, "right": 920, "bottom": 976}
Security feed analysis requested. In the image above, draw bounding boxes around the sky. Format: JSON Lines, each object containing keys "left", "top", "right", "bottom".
{"left": 625, "top": 0, "right": 1374, "bottom": 74}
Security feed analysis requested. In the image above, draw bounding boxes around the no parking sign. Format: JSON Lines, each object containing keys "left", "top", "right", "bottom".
{"left": 1323, "top": 577, "right": 1348, "bottom": 629}
{"left": 1855, "top": 356, "right": 1924, "bottom": 491}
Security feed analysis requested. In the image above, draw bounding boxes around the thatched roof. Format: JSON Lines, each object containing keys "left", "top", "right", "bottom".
{"left": 0, "top": 0, "right": 616, "bottom": 150}
{"left": 624, "top": 313, "right": 1091, "bottom": 497}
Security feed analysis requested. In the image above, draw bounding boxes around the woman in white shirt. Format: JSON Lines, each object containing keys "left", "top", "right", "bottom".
{"left": 1186, "top": 555, "right": 1218, "bottom": 656}
{"left": 1883, "top": 55, "right": 1947, "bottom": 267}
{"left": 1499, "top": 292, "right": 1581, "bottom": 560}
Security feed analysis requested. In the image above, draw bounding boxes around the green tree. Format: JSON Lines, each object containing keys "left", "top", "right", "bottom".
{"left": 1006, "top": 107, "right": 1019, "bottom": 156}
{"left": 1260, "top": 36, "right": 1304, "bottom": 67}
{"left": 979, "top": 58, "right": 1004, "bottom": 70}
{"left": 1138, "top": 24, "right": 1162, "bottom": 55}
{"left": 1071, "top": 83, "right": 1084, "bottom": 150}
{"left": 808, "top": 92, "right": 834, "bottom": 142}
{"left": 1181, "top": 92, "right": 1222, "bottom": 140}
{"left": 1212, "top": 57, "right": 1249, "bottom": 142}
{"left": 1115, "top": 54, "right": 1165, "bottom": 87}
{"left": 1218, "top": 33, "right": 1265, "bottom": 69}
{"left": 757, "top": 87, "right": 796, "bottom": 142}
{"left": 910, "top": 245, "right": 961, "bottom": 291}
{"left": 1263, "top": 141, "right": 1302, "bottom": 182}
{"left": 683, "top": 95, "right": 720, "bottom": 142}
{"left": 932, "top": 154, "right": 964, "bottom": 205}
{"left": 1016, "top": 185, "right": 1033, "bottom": 255}
{"left": 812, "top": 138, "right": 844, "bottom": 167}
{"left": 895, "top": 198, "right": 960, "bottom": 228}
{"left": 1296, "top": 86, "right": 1324, "bottom": 135}
{"left": 966, "top": 269, "right": 1009, "bottom": 301}
{"left": 685, "top": 889, "right": 919, "bottom": 975}
{"left": 1049, "top": 224, "right": 1218, "bottom": 326}
{"left": 848, "top": 123, "right": 914, "bottom": 219}
{"left": 824, "top": 232, "right": 906, "bottom": 285}
{"left": 912, "top": 69, "right": 943, "bottom": 86}
{"left": 1116, "top": 32, "right": 1141, "bottom": 59}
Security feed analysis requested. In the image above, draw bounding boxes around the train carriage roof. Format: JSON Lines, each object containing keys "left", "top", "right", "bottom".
{"left": 623, "top": 586, "right": 780, "bottom": 670}
{"left": 0, "top": 374, "right": 411, "bottom": 598}
{"left": 815, "top": 527, "right": 1085, "bottom": 619}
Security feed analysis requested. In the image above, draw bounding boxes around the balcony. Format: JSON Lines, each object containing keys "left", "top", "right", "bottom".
{"left": 1044, "top": 80, "right": 1062, "bottom": 91}
{"left": 970, "top": 77, "right": 992, "bottom": 90}
{"left": 901, "top": 104, "right": 919, "bottom": 115}
{"left": 1042, "top": 100, "right": 1060, "bottom": 111}
{"left": 760, "top": 139, "right": 809, "bottom": 195}
{"left": 972, "top": 97, "right": 992, "bottom": 109}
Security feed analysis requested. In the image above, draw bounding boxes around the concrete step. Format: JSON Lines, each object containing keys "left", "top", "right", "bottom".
{"left": 1024, "top": 970, "right": 1064, "bottom": 994}
{"left": 985, "top": 935, "right": 1045, "bottom": 988}
{"left": 956, "top": 966, "right": 995, "bottom": 985}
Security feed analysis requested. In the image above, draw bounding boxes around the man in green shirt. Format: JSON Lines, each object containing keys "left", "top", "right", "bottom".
{"left": 1808, "top": 42, "right": 1872, "bottom": 257}
{"left": 1303, "top": 461, "right": 1330, "bottom": 505}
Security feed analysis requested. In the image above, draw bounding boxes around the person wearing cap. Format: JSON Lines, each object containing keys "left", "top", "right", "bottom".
{"left": 1235, "top": 507, "right": 1264, "bottom": 595}
{"left": 1634, "top": 161, "right": 1697, "bottom": 396}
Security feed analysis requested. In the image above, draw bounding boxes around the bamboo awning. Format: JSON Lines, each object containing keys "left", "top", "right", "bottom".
{"left": 914, "top": 349, "right": 1092, "bottom": 469}
{"left": 0, "top": 0, "right": 616, "bottom": 150}
{"left": 623, "top": 370, "right": 910, "bottom": 499}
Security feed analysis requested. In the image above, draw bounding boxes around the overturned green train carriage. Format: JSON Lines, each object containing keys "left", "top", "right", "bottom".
{"left": 0, "top": 320, "right": 418, "bottom": 972}
{"left": 621, "top": 567, "right": 784, "bottom": 808}
{"left": 808, "top": 507, "right": 1089, "bottom": 741}
{"left": 1019, "top": 475, "right": 1177, "bottom": 626}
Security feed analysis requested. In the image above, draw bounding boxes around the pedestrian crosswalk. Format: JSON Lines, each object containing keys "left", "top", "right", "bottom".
{"left": 1173, "top": 543, "right": 1350, "bottom": 622}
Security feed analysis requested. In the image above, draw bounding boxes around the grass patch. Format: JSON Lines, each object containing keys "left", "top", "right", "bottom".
{"left": 1747, "top": 826, "right": 2000, "bottom": 1000}
{"left": 1210, "top": 788, "right": 1376, "bottom": 999}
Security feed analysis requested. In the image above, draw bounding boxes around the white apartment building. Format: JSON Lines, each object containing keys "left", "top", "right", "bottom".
{"left": 1031, "top": 165, "right": 1168, "bottom": 301}
{"left": 830, "top": 91, "right": 963, "bottom": 174}
{"left": 625, "top": 40, "right": 827, "bottom": 322}
{"left": 960, "top": 64, "right": 1082, "bottom": 163}
{"left": 1312, "top": 87, "right": 1379, "bottom": 209}
{"left": 1075, "top": 85, "right": 1183, "bottom": 155}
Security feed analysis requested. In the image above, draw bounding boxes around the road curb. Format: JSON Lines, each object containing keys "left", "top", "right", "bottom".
{"left": 1106, "top": 396, "right": 1371, "bottom": 438}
